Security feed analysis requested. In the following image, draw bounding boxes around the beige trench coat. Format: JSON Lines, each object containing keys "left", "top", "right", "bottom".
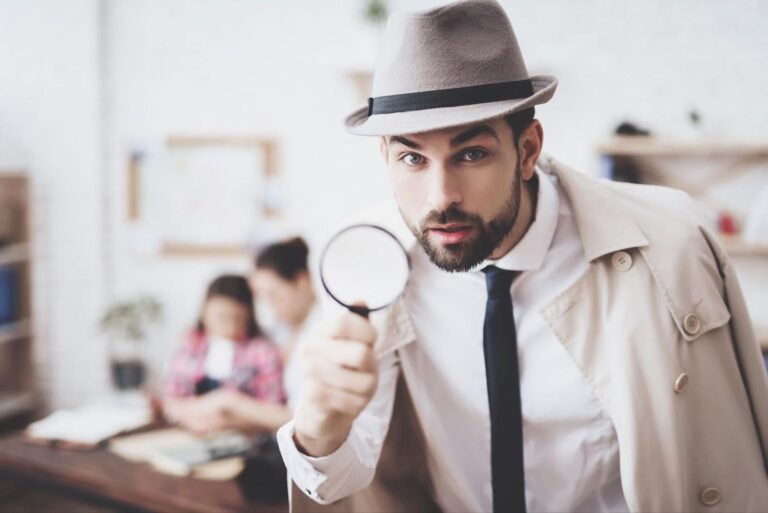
{"left": 290, "top": 156, "right": 768, "bottom": 512}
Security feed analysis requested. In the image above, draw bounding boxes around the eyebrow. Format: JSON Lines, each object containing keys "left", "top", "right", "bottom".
{"left": 389, "top": 136, "right": 421, "bottom": 149}
{"left": 387, "top": 123, "right": 499, "bottom": 151}
{"left": 449, "top": 124, "right": 499, "bottom": 147}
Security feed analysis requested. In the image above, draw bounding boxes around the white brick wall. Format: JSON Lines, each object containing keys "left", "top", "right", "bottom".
{"left": 0, "top": 0, "right": 109, "bottom": 408}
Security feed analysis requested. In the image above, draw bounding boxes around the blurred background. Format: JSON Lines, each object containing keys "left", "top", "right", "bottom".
{"left": 0, "top": 0, "right": 767, "bottom": 430}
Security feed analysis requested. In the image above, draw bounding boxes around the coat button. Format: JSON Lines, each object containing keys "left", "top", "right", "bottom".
{"left": 612, "top": 251, "right": 632, "bottom": 271}
{"left": 683, "top": 313, "right": 701, "bottom": 336}
{"left": 700, "top": 487, "right": 721, "bottom": 506}
{"left": 674, "top": 373, "right": 689, "bottom": 393}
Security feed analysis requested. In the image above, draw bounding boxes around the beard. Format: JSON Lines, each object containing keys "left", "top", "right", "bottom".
{"left": 403, "top": 160, "right": 523, "bottom": 273}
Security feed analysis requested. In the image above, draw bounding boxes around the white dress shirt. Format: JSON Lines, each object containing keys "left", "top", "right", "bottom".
{"left": 278, "top": 171, "right": 630, "bottom": 513}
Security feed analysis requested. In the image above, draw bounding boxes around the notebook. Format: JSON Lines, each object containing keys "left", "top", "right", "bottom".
{"left": 109, "top": 427, "right": 250, "bottom": 480}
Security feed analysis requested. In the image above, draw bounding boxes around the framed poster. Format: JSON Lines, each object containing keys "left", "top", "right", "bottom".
{"left": 128, "top": 136, "right": 280, "bottom": 256}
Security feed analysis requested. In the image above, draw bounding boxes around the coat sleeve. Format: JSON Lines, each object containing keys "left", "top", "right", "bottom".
{"left": 702, "top": 227, "right": 768, "bottom": 474}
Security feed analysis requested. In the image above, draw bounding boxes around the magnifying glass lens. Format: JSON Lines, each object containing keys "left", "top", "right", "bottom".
{"left": 320, "top": 225, "right": 410, "bottom": 314}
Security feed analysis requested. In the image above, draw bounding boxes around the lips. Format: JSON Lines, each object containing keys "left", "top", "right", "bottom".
{"left": 430, "top": 223, "right": 472, "bottom": 232}
{"left": 428, "top": 224, "right": 474, "bottom": 244}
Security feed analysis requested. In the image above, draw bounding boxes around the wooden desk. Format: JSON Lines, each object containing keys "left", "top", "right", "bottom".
{"left": 0, "top": 432, "right": 288, "bottom": 513}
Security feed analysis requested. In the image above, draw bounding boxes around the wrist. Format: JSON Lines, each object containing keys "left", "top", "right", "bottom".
{"left": 293, "top": 428, "right": 347, "bottom": 458}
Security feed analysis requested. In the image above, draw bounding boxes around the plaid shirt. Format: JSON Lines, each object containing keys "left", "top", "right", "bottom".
{"left": 165, "top": 330, "right": 286, "bottom": 404}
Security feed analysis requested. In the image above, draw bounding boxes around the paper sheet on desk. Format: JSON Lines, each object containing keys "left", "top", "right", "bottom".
{"left": 26, "top": 404, "right": 151, "bottom": 447}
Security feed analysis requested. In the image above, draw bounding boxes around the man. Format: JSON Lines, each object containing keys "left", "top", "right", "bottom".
{"left": 277, "top": 1, "right": 768, "bottom": 511}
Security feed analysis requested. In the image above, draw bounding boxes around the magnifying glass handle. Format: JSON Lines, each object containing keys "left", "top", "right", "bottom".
{"left": 348, "top": 304, "right": 371, "bottom": 318}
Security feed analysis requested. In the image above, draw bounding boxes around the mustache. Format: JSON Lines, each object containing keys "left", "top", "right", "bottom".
{"left": 419, "top": 205, "right": 484, "bottom": 232}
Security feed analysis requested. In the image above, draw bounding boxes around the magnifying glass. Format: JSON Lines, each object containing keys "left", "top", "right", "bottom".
{"left": 319, "top": 224, "right": 411, "bottom": 317}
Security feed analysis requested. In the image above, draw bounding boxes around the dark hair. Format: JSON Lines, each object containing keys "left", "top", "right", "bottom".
{"left": 255, "top": 237, "right": 309, "bottom": 282}
{"left": 505, "top": 107, "right": 536, "bottom": 145}
{"left": 196, "top": 274, "right": 260, "bottom": 338}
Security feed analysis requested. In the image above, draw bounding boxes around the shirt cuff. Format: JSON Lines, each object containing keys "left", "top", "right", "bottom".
{"left": 276, "top": 420, "right": 356, "bottom": 504}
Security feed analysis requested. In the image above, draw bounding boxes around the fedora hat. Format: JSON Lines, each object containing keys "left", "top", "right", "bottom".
{"left": 345, "top": 0, "right": 557, "bottom": 136}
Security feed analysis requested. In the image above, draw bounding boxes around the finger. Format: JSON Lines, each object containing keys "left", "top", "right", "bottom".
{"left": 312, "top": 362, "right": 378, "bottom": 396}
{"left": 328, "top": 311, "right": 377, "bottom": 346}
{"left": 309, "top": 338, "right": 376, "bottom": 371}
{"left": 316, "top": 386, "right": 370, "bottom": 417}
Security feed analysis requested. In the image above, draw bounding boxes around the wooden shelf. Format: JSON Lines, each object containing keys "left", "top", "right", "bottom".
{"left": 0, "top": 319, "right": 31, "bottom": 346}
{"left": 720, "top": 235, "right": 768, "bottom": 257}
{"left": 0, "top": 243, "right": 29, "bottom": 266}
{"left": 597, "top": 137, "right": 768, "bottom": 158}
{"left": 0, "top": 174, "right": 34, "bottom": 425}
{"left": 0, "top": 392, "right": 34, "bottom": 421}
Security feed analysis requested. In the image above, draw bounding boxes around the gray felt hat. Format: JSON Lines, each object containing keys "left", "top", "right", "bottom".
{"left": 344, "top": 0, "right": 557, "bottom": 136}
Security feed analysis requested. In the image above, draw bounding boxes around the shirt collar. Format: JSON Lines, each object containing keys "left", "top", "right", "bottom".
{"left": 476, "top": 170, "right": 559, "bottom": 273}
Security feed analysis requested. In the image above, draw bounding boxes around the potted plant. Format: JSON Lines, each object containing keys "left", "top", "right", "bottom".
{"left": 99, "top": 296, "right": 163, "bottom": 390}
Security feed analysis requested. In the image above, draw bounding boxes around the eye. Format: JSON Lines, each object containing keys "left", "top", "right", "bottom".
{"left": 460, "top": 148, "right": 488, "bottom": 162}
{"left": 459, "top": 148, "right": 488, "bottom": 162}
{"left": 400, "top": 153, "right": 426, "bottom": 166}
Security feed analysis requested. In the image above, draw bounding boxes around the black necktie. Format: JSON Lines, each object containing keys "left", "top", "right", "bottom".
{"left": 482, "top": 265, "right": 526, "bottom": 513}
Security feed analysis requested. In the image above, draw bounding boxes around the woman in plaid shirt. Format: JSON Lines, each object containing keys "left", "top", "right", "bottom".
{"left": 163, "top": 274, "right": 290, "bottom": 434}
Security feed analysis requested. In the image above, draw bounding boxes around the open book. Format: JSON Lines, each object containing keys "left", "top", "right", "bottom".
{"left": 26, "top": 404, "right": 152, "bottom": 448}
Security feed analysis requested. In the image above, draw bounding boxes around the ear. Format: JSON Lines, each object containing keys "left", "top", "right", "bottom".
{"left": 518, "top": 120, "right": 543, "bottom": 182}
{"left": 379, "top": 137, "right": 389, "bottom": 163}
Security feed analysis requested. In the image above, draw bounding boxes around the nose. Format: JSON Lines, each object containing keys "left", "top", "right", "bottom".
{"left": 426, "top": 165, "right": 462, "bottom": 211}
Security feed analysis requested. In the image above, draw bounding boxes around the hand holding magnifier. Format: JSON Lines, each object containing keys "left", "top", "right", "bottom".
{"left": 293, "top": 224, "right": 409, "bottom": 458}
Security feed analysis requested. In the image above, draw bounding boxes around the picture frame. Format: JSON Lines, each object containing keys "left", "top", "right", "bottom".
{"left": 128, "top": 136, "right": 279, "bottom": 256}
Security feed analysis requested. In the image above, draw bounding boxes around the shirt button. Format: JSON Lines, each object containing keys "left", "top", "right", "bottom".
{"left": 683, "top": 313, "right": 701, "bottom": 336}
{"left": 611, "top": 251, "right": 632, "bottom": 271}
{"left": 674, "top": 373, "right": 689, "bottom": 393}
{"left": 700, "top": 487, "right": 721, "bottom": 506}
